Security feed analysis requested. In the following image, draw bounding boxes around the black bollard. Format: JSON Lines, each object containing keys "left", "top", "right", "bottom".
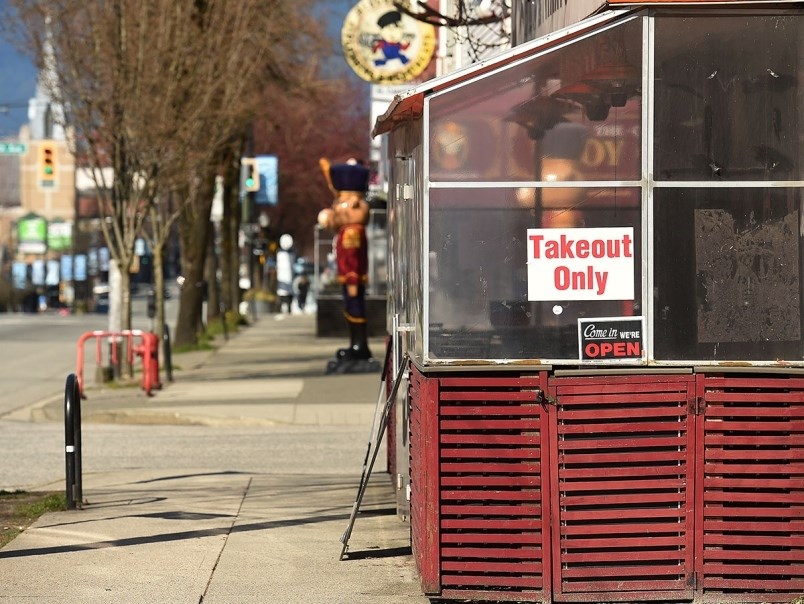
{"left": 163, "top": 324, "right": 174, "bottom": 382}
{"left": 64, "top": 374, "right": 82, "bottom": 509}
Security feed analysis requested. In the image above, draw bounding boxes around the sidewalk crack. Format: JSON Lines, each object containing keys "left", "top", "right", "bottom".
{"left": 198, "top": 476, "right": 252, "bottom": 604}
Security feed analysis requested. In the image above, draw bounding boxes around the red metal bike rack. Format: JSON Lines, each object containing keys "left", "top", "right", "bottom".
{"left": 76, "top": 330, "right": 161, "bottom": 397}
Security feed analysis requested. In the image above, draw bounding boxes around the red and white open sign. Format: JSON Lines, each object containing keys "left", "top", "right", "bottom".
{"left": 527, "top": 227, "right": 635, "bottom": 301}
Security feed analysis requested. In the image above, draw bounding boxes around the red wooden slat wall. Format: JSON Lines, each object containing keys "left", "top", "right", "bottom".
{"left": 548, "top": 374, "right": 696, "bottom": 602}
{"left": 437, "top": 372, "right": 550, "bottom": 602}
{"left": 696, "top": 375, "right": 804, "bottom": 603}
{"left": 407, "top": 369, "right": 804, "bottom": 602}
{"left": 410, "top": 367, "right": 440, "bottom": 594}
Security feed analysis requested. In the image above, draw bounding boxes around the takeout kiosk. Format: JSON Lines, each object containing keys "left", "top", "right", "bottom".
{"left": 375, "top": 2, "right": 803, "bottom": 602}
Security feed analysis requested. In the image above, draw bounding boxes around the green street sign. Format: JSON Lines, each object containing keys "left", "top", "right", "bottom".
{"left": 0, "top": 142, "right": 26, "bottom": 154}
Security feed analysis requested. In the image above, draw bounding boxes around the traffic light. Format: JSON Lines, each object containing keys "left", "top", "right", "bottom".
{"left": 39, "top": 141, "right": 56, "bottom": 185}
{"left": 241, "top": 157, "right": 260, "bottom": 193}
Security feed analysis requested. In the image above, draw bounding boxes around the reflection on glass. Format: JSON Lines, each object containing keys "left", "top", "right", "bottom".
{"left": 654, "top": 12, "right": 803, "bottom": 181}
{"left": 654, "top": 188, "right": 803, "bottom": 361}
{"left": 428, "top": 187, "right": 641, "bottom": 361}
{"left": 428, "top": 18, "right": 642, "bottom": 182}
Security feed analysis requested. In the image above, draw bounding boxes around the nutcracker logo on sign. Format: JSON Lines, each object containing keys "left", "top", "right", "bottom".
{"left": 341, "top": 0, "right": 436, "bottom": 84}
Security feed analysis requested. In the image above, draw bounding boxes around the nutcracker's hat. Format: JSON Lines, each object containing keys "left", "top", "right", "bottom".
{"left": 329, "top": 159, "right": 370, "bottom": 193}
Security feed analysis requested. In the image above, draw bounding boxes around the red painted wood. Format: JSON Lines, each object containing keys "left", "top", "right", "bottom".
{"left": 441, "top": 489, "right": 538, "bottom": 501}
{"left": 698, "top": 374, "right": 804, "bottom": 601}
{"left": 436, "top": 372, "right": 548, "bottom": 602}
{"left": 408, "top": 369, "right": 804, "bottom": 602}
{"left": 561, "top": 405, "right": 686, "bottom": 420}
{"left": 439, "top": 403, "right": 540, "bottom": 414}
{"left": 705, "top": 434, "right": 800, "bottom": 446}
{"left": 440, "top": 461, "right": 539, "bottom": 473}
{"left": 558, "top": 392, "right": 690, "bottom": 405}
{"left": 441, "top": 447, "right": 540, "bottom": 458}
{"left": 441, "top": 575, "right": 543, "bottom": 588}
{"left": 441, "top": 418, "right": 539, "bottom": 430}
{"left": 563, "top": 535, "right": 686, "bottom": 549}
{"left": 558, "top": 477, "right": 686, "bottom": 491}
{"left": 439, "top": 376, "right": 541, "bottom": 388}
{"left": 409, "top": 367, "right": 441, "bottom": 595}
{"left": 562, "top": 565, "right": 686, "bottom": 578}
{"left": 560, "top": 435, "right": 687, "bottom": 449}
{"left": 441, "top": 433, "right": 539, "bottom": 445}
{"left": 441, "top": 532, "right": 541, "bottom": 544}
{"left": 704, "top": 376, "right": 804, "bottom": 389}
{"left": 561, "top": 507, "right": 684, "bottom": 521}
{"left": 701, "top": 578, "right": 804, "bottom": 590}
{"left": 556, "top": 419, "right": 691, "bottom": 434}
{"left": 440, "top": 391, "right": 540, "bottom": 401}
{"left": 561, "top": 492, "right": 685, "bottom": 506}
{"left": 441, "top": 504, "right": 541, "bottom": 515}
{"left": 549, "top": 374, "right": 696, "bottom": 602}
{"left": 559, "top": 450, "right": 685, "bottom": 464}
{"left": 441, "top": 546, "right": 542, "bottom": 558}
{"left": 441, "top": 475, "right": 540, "bottom": 487}
{"left": 442, "top": 518, "right": 541, "bottom": 530}
{"left": 442, "top": 561, "right": 543, "bottom": 573}
{"left": 559, "top": 580, "right": 687, "bottom": 592}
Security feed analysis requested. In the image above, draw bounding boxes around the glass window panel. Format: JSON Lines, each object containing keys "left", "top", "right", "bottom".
{"left": 654, "top": 12, "right": 804, "bottom": 181}
{"left": 428, "top": 18, "right": 642, "bottom": 182}
{"left": 388, "top": 122, "right": 426, "bottom": 360}
{"left": 428, "top": 187, "right": 641, "bottom": 361}
{"left": 654, "top": 187, "right": 804, "bottom": 361}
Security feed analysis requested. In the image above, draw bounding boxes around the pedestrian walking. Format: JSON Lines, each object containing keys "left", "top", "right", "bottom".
{"left": 295, "top": 273, "right": 310, "bottom": 312}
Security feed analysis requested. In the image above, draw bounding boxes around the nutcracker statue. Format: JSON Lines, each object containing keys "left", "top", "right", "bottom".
{"left": 318, "top": 158, "right": 381, "bottom": 374}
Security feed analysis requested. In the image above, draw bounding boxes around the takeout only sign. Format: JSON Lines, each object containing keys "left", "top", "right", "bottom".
{"left": 527, "top": 227, "right": 635, "bottom": 301}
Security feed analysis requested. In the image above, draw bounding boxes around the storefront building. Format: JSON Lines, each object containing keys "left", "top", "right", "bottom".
{"left": 376, "top": 2, "right": 803, "bottom": 602}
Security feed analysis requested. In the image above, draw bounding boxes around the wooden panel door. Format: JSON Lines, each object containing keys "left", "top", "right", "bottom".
{"left": 697, "top": 375, "right": 804, "bottom": 603}
{"left": 437, "top": 373, "right": 550, "bottom": 603}
{"left": 549, "top": 374, "right": 697, "bottom": 602}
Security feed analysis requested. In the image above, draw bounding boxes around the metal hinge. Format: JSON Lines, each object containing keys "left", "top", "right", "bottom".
{"left": 535, "top": 388, "right": 557, "bottom": 411}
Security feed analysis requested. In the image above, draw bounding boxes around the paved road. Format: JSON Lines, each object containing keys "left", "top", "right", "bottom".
{"left": 0, "top": 312, "right": 107, "bottom": 418}
{"left": 0, "top": 286, "right": 179, "bottom": 418}
{"left": 0, "top": 310, "right": 383, "bottom": 496}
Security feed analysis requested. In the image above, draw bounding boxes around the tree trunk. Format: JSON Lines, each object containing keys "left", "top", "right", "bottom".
{"left": 206, "top": 231, "right": 220, "bottom": 321}
{"left": 221, "top": 159, "right": 241, "bottom": 315}
{"left": 153, "top": 242, "right": 166, "bottom": 348}
{"left": 174, "top": 181, "right": 215, "bottom": 348}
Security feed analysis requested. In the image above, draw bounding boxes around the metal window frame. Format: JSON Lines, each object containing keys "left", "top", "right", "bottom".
{"left": 419, "top": 8, "right": 804, "bottom": 369}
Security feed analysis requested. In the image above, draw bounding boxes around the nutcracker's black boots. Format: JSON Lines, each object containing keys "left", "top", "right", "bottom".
{"left": 337, "top": 320, "right": 372, "bottom": 361}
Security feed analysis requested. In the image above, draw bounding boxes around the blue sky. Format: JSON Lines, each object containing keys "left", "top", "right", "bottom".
{"left": 0, "top": 0, "right": 358, "bottom": 138}
{"left": 0, "top": 31, "right": 36, "bottom": 138}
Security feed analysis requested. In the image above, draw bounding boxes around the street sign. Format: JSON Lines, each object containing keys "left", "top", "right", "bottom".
{"left": 0, "top": 142, "right": 26, "bottom": 154}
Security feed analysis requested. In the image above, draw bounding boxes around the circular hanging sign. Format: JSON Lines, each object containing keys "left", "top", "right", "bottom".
{"left": 341, "top": 0, "right": 436, "bottom": 84}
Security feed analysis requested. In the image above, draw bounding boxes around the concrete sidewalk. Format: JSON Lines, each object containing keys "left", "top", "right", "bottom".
{"left": 0, "top": 314, "right": 426, "bottom": 604}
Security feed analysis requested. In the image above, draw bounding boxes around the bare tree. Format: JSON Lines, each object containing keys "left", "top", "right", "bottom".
{"left": 3, "top": 0, "right": 321, "bottom": 349}
{"left": 251, "top": 75, "right": 370, "bottom": 257}
{"left": 136, "top": 0, "right": 312, "bottom": 348}
{"left": 395, "top": 0, "right": 511, "bottom": 63}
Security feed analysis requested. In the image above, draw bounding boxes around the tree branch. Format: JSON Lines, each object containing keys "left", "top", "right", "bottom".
{"left": 392, "top": 0, "right": 508, "bottom": 28}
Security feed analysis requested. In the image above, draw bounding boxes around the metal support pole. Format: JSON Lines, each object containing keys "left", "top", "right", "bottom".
{"left": 64, "top": 373, "right": 82, "bottom": 509}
